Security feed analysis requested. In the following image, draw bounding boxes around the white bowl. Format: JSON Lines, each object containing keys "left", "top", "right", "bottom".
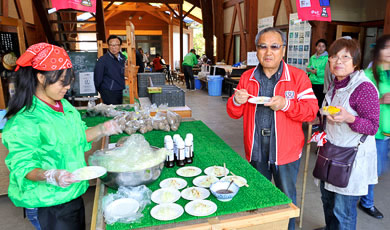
{"left": 209, "top": 181, "right": 239, "bottom": 202}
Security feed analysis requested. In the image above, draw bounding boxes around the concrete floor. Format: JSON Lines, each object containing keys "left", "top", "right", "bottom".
{"left": 0, "top": 84, "right": 389, "bottom": 230}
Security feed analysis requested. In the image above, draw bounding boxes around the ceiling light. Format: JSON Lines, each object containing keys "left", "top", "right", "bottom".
{"left": 113, "top": 2, "right": 124, "bottom": 5}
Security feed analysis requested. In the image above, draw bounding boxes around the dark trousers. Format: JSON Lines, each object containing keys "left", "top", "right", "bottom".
{"left": 312, "top": 84, "right": 325, "bottom": 116}
{"left": 38, "top": 196, "right": 85, "bottom": 230}
{"left": 250, "top": 136, "right": 300, "bottom": 230}
{"left": 183, "top": 65, "right": 194, "bottom": 89}
{"left": 99, "top": 89, "right": 123, "bottom": 105}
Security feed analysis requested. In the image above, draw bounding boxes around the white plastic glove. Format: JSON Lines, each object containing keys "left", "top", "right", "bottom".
{"left": 44, "top": 169, "right": 78, "bottom": 187}
{"left": 100, "top": 120, "right": 123, "bottom": 136}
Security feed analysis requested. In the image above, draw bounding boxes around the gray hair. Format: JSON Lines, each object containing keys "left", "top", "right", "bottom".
{"left": 255, "top": 27, "right": 286, "bottom": 46}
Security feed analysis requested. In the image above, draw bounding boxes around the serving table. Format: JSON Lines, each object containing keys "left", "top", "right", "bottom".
{"left": 90, "top": 121, "right": 299, "bottom": 230}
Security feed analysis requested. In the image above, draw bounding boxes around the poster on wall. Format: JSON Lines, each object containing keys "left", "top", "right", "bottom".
{"left": 295, "top": 0, "right": 331, "bottom": 22}
{"left": 247, "top": 52, "right": 259, "bottom": 66}
{"left": 258, "top": 16, "right": 274, "bottom": 33}
{"left": 51, "top": 0, "right": 96, "bottom": 13}
{"left": 286, "top": 13, "right": 311, "bottom": 71}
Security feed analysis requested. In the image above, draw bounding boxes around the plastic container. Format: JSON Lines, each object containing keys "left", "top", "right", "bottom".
{"left": 207, "top": 76, "right": 223, "bottom": 96}
{"left": 148, "top": 85, "right": 185, "bottom": 107}
{"left": 194, "top": 76, "right": 202, "bottom": 90}
{"left": 0, "top": 110, "right": 6, "bottom": 130}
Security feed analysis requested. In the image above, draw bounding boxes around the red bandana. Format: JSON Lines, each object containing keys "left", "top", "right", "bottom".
{"left": 15, "top": 43, "right": 72, "bottom": 72}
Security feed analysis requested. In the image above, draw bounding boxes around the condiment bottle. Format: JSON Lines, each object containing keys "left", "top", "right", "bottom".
{"left": 173, "top": 134, "right": 180, "bottom": 161}
{"left": 176, "top": 139, "right": 186, "bottom": 167}
{"left": 184, "top": 134, "right": 193, "bottom": 164}
{"left": 164, "top": 138, "right": 175, "bottom": 168}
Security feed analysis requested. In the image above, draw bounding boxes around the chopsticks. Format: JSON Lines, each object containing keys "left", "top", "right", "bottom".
{"left": 223, "top": 163, "right": 227, "bottom": 177}
{"left": 233, "top": 88, "right": 256, "bottom": 98}
{"left": 230, "top": 171, "right": 249, "bottom": 187}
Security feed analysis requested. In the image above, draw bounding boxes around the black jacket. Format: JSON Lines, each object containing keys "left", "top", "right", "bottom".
{"left": 94, "top": 51, "right": 126, "bottom": 91}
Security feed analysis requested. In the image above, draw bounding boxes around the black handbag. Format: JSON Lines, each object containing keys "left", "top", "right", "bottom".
{"left": 313, "top": 135, "right": 367, "bottom": 188}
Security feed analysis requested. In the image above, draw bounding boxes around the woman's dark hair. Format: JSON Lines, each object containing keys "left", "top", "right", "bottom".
{"left": 372, "top": 34, "right": 390, "bottom": 86}
{"left": 5, "top": 67, "right": 74, "bottom": 119}
{"left": 328, "top": 38, "right": 361, "bottom": 67}
{"left": 316, "top": 39, "right": 327, "bottom": 47}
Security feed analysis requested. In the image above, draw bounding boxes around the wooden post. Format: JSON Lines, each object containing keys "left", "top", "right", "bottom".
{"left": 200, "top": 0, "right": 214, "bottom": 61}
{"left": 245, "top": 0, "right": 258, "bottom": 52}
{"left": 169, "top": 14, "right": 174, "bottom": 70}
{"left": 179, "top": 4, "right": 183, "bottom": 72}
{"left": 384, "top": 0, "right": 390, "bottom": 34}
{"left": 213, "top": 0, "right": 224, "bottom": 62}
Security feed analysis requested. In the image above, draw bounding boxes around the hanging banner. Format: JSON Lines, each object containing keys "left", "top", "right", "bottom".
{"left": 296, "top": 0, "right": 331, "bottom": 22}
{"left": 286, "top": 13, "right": 312, "bottom": 71}
{"left": 51, "top": 0, "right": 96, "bottom": 13}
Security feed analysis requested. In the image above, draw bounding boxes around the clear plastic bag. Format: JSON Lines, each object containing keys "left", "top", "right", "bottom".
{"left": 102, "top": 185, "right": 152, "bottom": 224}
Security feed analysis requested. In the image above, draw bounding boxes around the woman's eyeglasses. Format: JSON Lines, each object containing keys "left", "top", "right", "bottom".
{"left": 329, "top": 55, "right": 352, "bottom": 63}
{"left": 256, "top": 44, "right": 285, "bottom": 51}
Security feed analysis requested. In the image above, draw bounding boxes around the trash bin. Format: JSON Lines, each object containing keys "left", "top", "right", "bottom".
{"left": 207, "top": 75, "right": 223, "bottom": 96}
{"left": 194, "top": 76, "right": 202, "bottom": 90}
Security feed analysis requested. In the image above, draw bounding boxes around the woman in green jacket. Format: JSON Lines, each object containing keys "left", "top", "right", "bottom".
{"left": 306, "top": 39, "right": 328, "bottom": 125}
{"left": 359, "top": 34, "right": 390, "bottom": 219}
{"left": 2, "top": 43, "right": 122, "bottom": 230}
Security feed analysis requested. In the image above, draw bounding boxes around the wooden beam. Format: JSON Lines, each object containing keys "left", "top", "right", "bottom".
{"left": 200, "top": 0, "right": 213, "bottom": 60}
{"left": 179, "top": 4, "right": 183, "bottom": 72}
{"left": 183, "top": 5, "right": 196, "bottom": 18}
{"left": 32, "top": 0, "right": 55, "bottom": 43}
{"left": 225, "top": 6, "right": 237, "bottom": 63}
{"left": 186, "top": 0, "right": 201, "bottom": 8}
{"left": 213, "top": 0, "right": 224, "bottom": 62}
{"left": 384, "top": 0, "right": 390, "bottom": 34}
{"left": 169, "top": 14, "right": 174, "bottom": 69}
{"left": 96, "top": 0, "right": 107, "bottom": 42}
{"left": 284, "top": 0, "right": 293, "bottom": 21}
{"left": 183, "top": 10, "right": 202, "bottom": 24}
{"left": 103, "top": 0, "right": 183, "bottom": 3}
{"left": 14, "top": 0, "right": 28, "bottom": 46}
{"left": 104, "top": 1, "right": 114, "bottom": 11}
{"left": 166, "top": 4, "right": 180, "bottom": 18}
{"left": 245, "top": 0, "right": 257, "bottom": 52}
{"left": 2, "top": 0, "right": 8, "bottom": 17}
{"left": 223, "top": 0, "right": 244, "bottom": 9}
{"left": 236, "top": 3, "right": 247, "bottom": 61}
{"left": 272, "top": 0, "right": 282, "bottom": 27}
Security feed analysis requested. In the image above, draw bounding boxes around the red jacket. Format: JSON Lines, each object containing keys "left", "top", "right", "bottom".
{"left": 227, "top": 62, "right": 318, "bottom": 165}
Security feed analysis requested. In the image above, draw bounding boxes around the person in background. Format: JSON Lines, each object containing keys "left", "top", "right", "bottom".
{"left": 94, "top": 35, "right": 127, "bottom": 105}
{"left": 3, "top": 43, "right": 122, "bottom": 230}
{"left": 182, "top": 49, "right": 198, "bottom": 90}
{"left": 319, "top": 38, "right": 379, "bottom": 229}
{"left": 160, "top": 55, "right": 166, "bottom": 65}
{"left": 142, "top": 50, "right": 149, "bottom": 68}
{"left": 227, "top": 27, "right": 318, "bottom": 230}
{"left": 306, "top": 39, "right": 328, "bottom": 128}
{"left": 136, "top": 48, "right": 144, "bottom": 73}
{"left": 153, "top": 53, "right": 164, "bottom": 72}
{"left": 359, "top": 34, "right": 390, "bottom": 220}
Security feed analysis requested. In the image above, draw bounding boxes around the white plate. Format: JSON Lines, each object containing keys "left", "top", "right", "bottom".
{"left": 176, "top": 166, "right": 202, "bottom": 177}
{"left": 204, "top": 166, "right": 229, "bottom": 177}
{"left": 159, "top": 178, "right": 187, "bottom": 190}
{"left": 181, "top": 187, "right": 210, "bottom": 200}
{"left": 72, "top": 166, "right": 107, "bottom": 180}
{"left": 104, "top": 198, "right": 139, "bottom": 218}
{"left": 150, "top": 203, "right": 184, "bottom": 221}
{"left": 193, "top": 175, "right": 219, "bottom": 188}
{"left": 220, "top": 176, "right": 247, "bottom": 187}
{"left": 151, "top": 188, "right": 181, "bottom": 204}
{"left": 185, "top": 200, "right": 217, "bottom": 217}
{"left": 248, "top": 96, "right": 271, "bottom": 104}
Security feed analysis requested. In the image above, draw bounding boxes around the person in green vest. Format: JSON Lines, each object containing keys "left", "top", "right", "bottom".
{"left": 306, "top": 39, "right": 328, "bottom": 128}
{"left": 182, "top": 49, "right": 198, "bottom": 90}
{"left": 359, "top": 34, "right": 390, "bottom": 220}
{"left": 2, "top": 43, "right": 122, "bottom": 230}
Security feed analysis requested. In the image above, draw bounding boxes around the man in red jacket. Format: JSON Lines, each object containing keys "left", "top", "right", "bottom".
{"left": 227, "top": 27, "right": 318, "bottom": 230}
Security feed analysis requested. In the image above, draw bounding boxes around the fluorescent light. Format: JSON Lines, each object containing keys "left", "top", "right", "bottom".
{"left": 113, "top": 2, "right": 124, "bottom": 5}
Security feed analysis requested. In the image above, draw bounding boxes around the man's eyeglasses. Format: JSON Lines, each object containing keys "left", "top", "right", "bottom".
{"left": 256, "top": 44, "right": 285, "bottom": 51}
{"left": 329, "top": 55, "right": 352, "bottom": 63}
{"left": 109, "top": 44, "right": 121, "bottom": 47}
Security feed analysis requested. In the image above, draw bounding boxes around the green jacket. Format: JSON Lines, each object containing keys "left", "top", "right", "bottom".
{"left": 182, "top": 52, "right": 198, "bottom": 67}
{"left": 307, "top": 52, "right": 328, "bottom": 85}
{"left": 365, "top": 66, "right": 390, "bottom": 140}
{"left": 3, "top": 97, "right": 91, "bottom": 208}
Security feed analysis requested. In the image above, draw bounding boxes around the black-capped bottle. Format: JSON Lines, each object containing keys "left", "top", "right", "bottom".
{"left": 164, "top": 137, "right": 175, "bottom": 168}
{"left": 185, "top": 134, "right": 193, "bottom": 164}
{"left": 173, "top": 134, "right": 180, "bottom": 161}
{"left": 176, "top": 139, "right": 186, "bottom": 167}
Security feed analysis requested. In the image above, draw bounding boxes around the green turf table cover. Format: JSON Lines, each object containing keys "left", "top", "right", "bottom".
{"left": 99, "top": 120, "right": 291, "bottom": 230}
